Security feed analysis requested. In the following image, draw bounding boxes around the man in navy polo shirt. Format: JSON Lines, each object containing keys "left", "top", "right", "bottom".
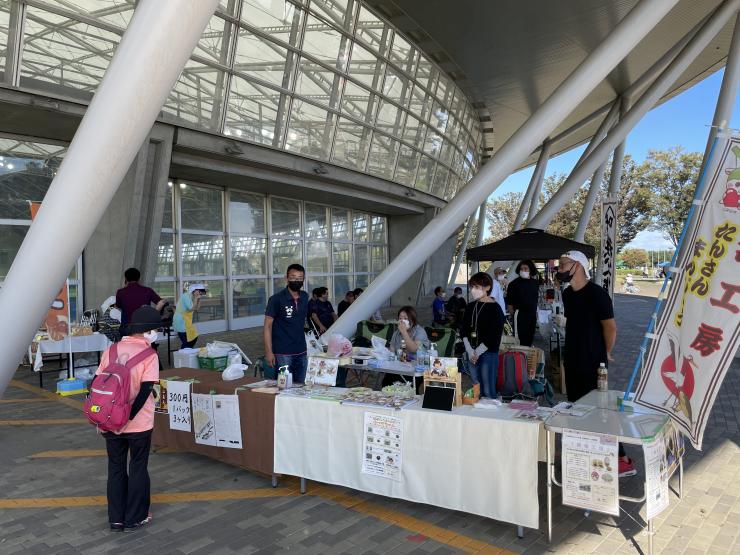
{"left": 264, "top": 263, "right": 309, "bottom": 383}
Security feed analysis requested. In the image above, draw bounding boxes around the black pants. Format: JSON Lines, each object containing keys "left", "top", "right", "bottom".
{"left": 516, "top": 311, "right": 536, "bottom": 347}
{"left": 103, "top": 429, "right": 152, "bottom": 527}
{"left": 178, "top": 332, "right": 198, "bottom": 349}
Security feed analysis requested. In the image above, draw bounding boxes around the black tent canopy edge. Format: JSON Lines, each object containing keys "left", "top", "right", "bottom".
{"left": 465, "top": 228, "right": 597, "bottom": 262}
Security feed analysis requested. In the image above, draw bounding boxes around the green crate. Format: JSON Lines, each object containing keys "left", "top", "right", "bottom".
{"left": 198, "top": 355, "right": 228, "bottom": 370}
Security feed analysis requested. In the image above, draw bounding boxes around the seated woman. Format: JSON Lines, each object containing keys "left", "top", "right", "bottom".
{"left": 382, "top": 306, "right": 430, "bottom": 388}
{"left": 461, "top": 272, "right": 505, "bottom": 398}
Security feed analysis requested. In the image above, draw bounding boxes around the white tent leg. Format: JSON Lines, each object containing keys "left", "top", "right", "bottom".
{"left": 327, "top": 0, "right": 681, "bottom": 339}
{"left": 0, "top": 0, "right": 219, "bottom": 396}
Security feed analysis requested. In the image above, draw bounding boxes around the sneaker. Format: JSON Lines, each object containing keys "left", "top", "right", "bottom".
{"left": 618, "top": 457, "right": 637, "bottom": 478}
{"left": 123, "top": 512, "right": 152, "bottom": 532}
{"left": 109, "top": 522, "right": 124, "bottom": 531}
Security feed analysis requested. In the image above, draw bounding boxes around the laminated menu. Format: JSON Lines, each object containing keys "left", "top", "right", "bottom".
{"left": 562, "top": 429, "right": 619, "bottom": 516}
{"left": 362, "top": 412, "right": 403, "bottom": 481}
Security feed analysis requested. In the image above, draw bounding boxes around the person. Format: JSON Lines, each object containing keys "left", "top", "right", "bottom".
{"left": 460, "top": 272, "right": 505, "bottom": 398}
{"left": 115, "top": 268, "right": 165, "bottom": 330}
{"left": 96, "top": 305, "right": 161, "bottom": 531}
{"left": 382, "top": 306, "right": 430, "bottom": 387}
{"left": 98, "top": 295, "right": 122, "bottom": 343}
{"left": 432, "top": 286, "right": 448, "bottom": 326}
{"left": 337, "top": 290, "right": 355, "bottom": 316}
{"left": 172, "top": 284, "right": 204, "bottom": 348}
{"left": 309, "top": 286, "right": 338, "bottom": 334}
{"left": 264, "top": 264, "right": 309, "bottom": 383}
{"left": 506, "top": 260, "right": 540, "bottom": 346}
{"left": 493, "top": 267, "right": 508, "bottom": 293}
{"left": 445, "top": 287, "right": 467, "bottom": 327}
{"left": 557, "top": 250, "right": 635, "bottom": 477}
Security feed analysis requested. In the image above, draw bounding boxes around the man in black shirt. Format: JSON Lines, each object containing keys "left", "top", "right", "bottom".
{"left": 558, "top": 250, "right": 635, "bottom": 477}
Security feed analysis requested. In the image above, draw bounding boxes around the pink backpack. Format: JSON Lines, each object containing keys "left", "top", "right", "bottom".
{"left": 84, "top": 343, "right": 156, "bottom": 432}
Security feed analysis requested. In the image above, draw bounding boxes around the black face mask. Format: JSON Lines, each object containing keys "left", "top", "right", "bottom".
{"left": 555, "top": 270, "right": 573, "bottom": 283}
{"left": 287, "top": 280, "right": 303, "bottom": 292}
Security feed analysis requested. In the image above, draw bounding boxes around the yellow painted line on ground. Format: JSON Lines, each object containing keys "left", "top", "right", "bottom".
{"left": 0, "top": 487, "right": 300, "bottom": 509}
{"left": 0, "top": 398, "right": 54, "bottom": 404}
{"left": 0, "top": 418, "right": 87, "bottom": 426}
{"left": 9, "top": 380, "right": 84, "bottom": 411}
{"left": 30, "top": 447, "right": 181, "bottom": 459}
{"left": 308, "top": 484, "right": 516, "bottom": 555}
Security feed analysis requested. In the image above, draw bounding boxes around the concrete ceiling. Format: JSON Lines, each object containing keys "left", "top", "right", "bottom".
{"left": 365, "top": 0, "right": 734, "bottom": 167}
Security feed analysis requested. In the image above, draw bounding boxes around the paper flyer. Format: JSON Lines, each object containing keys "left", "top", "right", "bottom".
{"left": 644, "top": 429, "right": 670, "bottom": 519}
{"left": 306, "top": 356, "right": 339, "bottom": 386}
{"left": 167, "top": 380, "right": 192, "bottom": 432}
{"left": 213, "top": 394, "right": 243, "bottom": 449}
{"left": 562, "top": 429, "right": 619, "bottom": 516}
{"left": 192, "top": 393, "right": 217, "bottom": 446}
{"left": 362, "top": 412, "right": 403, "bottom": 481}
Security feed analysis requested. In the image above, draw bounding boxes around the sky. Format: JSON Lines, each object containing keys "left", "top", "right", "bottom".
{"left": 485, "top": 68, "right": 740, "bottom": 250}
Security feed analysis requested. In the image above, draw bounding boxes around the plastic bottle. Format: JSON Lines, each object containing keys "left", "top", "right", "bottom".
{"left": 399, "top": 339, "right": 407, "bottom": 362}
{"left": 277, "top": 366, "right": 288, "bottom": 390}
{"left": 597, "top": 363, "right": 608, "bottom": 392}
{"left": 428, "top": 342, "right": 438, "bottom": 359}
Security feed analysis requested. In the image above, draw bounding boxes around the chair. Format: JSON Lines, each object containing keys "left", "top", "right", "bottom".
{"left": 354, "top": 320, "right": 395, "bottom": 347}
{"left": 424, "top": 326, "right": 456, "bottom": 357}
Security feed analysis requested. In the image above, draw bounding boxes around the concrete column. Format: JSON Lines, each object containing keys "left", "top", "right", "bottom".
{"left": 0, "top": 0, "right": 219, "bottom": 396}
{"left": 83, "top": 124, "right": 174, "bottom": 310}
{"left": 528, "top": 0, "right": 740, "bottom": 231}
{"left": 327, "top": 0, "right": 681, "bottom": 339}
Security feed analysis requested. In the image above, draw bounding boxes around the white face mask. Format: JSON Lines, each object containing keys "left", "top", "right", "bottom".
{"left": 519, "top": 270, "right": 530, "bottom": 279}
{"left": 470, "top": 287, "right": 486, "bottom": 300}
{"left": 399, "top": 318, "right": 410, "bottom": 327}
{"left": 109, "top": 308, "right": 122, "bottom": 321}
{"left": 496, "top": 274, "right": 505, "bottom": 282}
{"left": 143, "top": 330, "right": 158, "bottom": 344}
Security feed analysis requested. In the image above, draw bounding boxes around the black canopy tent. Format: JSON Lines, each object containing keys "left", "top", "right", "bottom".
{"left": 465, "top": 228, "right": 596, "bottom": 262}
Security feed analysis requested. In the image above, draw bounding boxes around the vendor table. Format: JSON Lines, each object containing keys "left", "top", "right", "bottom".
{"left": 274, "top": 393, "right": 543, "bottom": 530}
{"left": 33, "top": 333, "right": 111, "bottom": 387}
{"left": 340, "top": 361, "right": 424, "bottom": 390}
{"left": 544, "top": 389, "right": 683, "bottom": 555}
{"left": 152, "top": 369, "right": 277, "bottom": 478}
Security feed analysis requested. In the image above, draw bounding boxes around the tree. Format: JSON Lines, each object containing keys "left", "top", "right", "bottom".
{"left": 619, "top": 248, "right": 648, "bottom": 269}
{"left": 486, "top": 191, "right": 525, "bottom": 240}
{"left": 641, "top": 147, "right": 702, "bottom": 247}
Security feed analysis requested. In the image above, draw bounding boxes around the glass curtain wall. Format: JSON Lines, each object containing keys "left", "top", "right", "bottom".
{"left": 160, "top": 181, "right": 388, "bottom": 331}
{"left": 0, "top": 136, "right": 82, "bottom": 319}
{"left": 2, "top": 0, "right": 481, "bottom": 199}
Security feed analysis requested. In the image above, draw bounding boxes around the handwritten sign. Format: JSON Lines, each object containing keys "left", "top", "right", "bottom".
{"left": 167, "top": 380, "right": 191, "bottom": 432}
{"left": 599, "top": 196, "right": 618, "bottom": 297}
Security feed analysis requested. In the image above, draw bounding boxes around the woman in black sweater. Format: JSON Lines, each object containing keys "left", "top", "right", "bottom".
{"left": 460, "top": 272, "right": 505, "bottom": 398}
{"left": 506, "top": 259, "right": 540, "bottom": 346}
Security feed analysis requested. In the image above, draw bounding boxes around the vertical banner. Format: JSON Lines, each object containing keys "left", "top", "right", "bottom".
{"left": 599, "top": 196, "right": 618, "bottom": 297}
{"left": 30, "top": 202, "right": 70, "bottom": 341}
{"left": 635, "top": 135, "right": 740, "bottom": 449}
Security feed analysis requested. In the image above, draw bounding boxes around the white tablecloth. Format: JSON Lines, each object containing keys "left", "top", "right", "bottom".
{"left": 274, "top": 395, "right": 542, "bottom": 528}
{"left": 33, "top": 333, "right": 111, "bottom": 371}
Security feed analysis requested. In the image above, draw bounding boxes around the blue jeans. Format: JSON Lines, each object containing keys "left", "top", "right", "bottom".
{"left": 275, "top": 354, "right": 308, "bottom": 384}
{"left": 468, "top": 351, "right": 499, "bottom": 398}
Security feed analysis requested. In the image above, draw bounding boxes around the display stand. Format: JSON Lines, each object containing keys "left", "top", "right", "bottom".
{"left": 423, "top": 371, "right": 462, "bottom": 406}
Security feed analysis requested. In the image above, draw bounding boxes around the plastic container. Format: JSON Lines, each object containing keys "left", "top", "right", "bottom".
{"left": 597, "top": 363, "right": 608, "bottom": 392}
{"left": 173, "top": 348, "right": 200, "bottom": 369}
{"left": 198, "top": 355, "right": 229, "bottom": 370}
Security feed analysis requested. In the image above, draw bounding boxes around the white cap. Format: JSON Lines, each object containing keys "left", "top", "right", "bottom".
{"left": 561, "top": 250, "right": 590, "bottom": 270}
{"left": 101, "top": 295, "right": 116, "bottom": 313}
{"left": 188, "top": 283, "right": 206, "bottom": 294}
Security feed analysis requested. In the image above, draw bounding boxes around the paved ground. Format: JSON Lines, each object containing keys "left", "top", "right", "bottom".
{"left": 2, "top": 293, "right": 739, "bottom": 554}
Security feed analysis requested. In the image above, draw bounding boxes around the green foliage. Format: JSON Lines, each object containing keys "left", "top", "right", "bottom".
{"left": 618, "top": 248, "right": 648, "bottom": 269}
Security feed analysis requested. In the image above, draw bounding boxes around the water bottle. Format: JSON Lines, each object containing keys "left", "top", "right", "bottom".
{"left": 429, "top": 342, "right": 438, "bottom": 359}
{"left": 597, "top": 363, "right": 608, "bottom": 392}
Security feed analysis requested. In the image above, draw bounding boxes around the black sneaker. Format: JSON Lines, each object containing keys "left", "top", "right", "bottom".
{"left": 110, "top": 522, "right": 124, "bottom": 531}
{"left": 123, "top": 513, "right": 152, "bottom": 532}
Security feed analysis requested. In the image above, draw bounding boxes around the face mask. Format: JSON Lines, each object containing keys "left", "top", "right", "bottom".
{"left": 109, "top": 308, "right": 122, "bottom": 321}
{"left": 143, "top": 330, "right": 158, "bottom": 344}
{"left": 496, "top": 274, "right": 505, "bottom": 282}
{"left": 287, "top": 280, "right": 303, "bottom": 292}
{"left": 399, "top": 318, "right": 410, "bottom": 327}
{"left": 556, "top": 269, "right": 574, "bottom": 283}
{"left": 519, "top": 270, "right": 530, "bottom": 279}
{"left": 470, "top": 287, "right": 486, "bottom": 300}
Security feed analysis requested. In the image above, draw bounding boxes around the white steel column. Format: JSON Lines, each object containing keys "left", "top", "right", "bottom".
{"left": 574, "top": 159, "right": 608, "bottom": 242}
{"left": 472, "top": 202, "right": 487, "bottom": 272}
{"left": 526, "top": 142, "right": 551, "bottom": 224}
{"left": 513, "top": 141, "right": 551, "bottom": 231}
{"left": 0, "top": 0, "right": 219, "bottom": 396}
{"left": 327, "top": 0, "right": 680, "bottom": 338}
{"left": 528, "top": 0, "right": 740, "bottom": 231}
{"left": 448, "top": 213, "right": 476, "bottom": 288}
